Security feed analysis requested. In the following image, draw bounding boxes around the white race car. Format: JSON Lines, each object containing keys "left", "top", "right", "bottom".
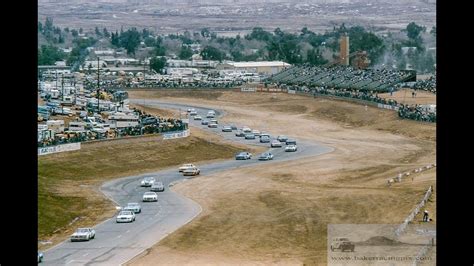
{"left": 285, "top": 144, "right": 298, "bottom": 152}
{"left": 143, "top": 192, "right": 158, "bottom": 202}
{"left": 179, "top": 163, "right": 196, "bottom": 172}
{"left": 140, "top": 177, "right": 156, "bottom": 187}
{"left": 70, "top": 228, "right": 95, "bottom": 242}
{"left": 116, "top": 210, "right": 136, "bottom": 223}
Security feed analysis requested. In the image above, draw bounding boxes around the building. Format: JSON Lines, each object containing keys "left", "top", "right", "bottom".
{"left": 216, "top": 61, "right": 291, "bottom": 75}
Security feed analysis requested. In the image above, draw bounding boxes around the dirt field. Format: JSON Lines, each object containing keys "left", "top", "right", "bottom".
{"left": 38, "top": 126, "right": 259, "bottom": 250}
{"left": 127, "top": 90, "right": 436, "bottom": 265}
{"left": 379, "top": 88, "right": 436, "bottom": 106}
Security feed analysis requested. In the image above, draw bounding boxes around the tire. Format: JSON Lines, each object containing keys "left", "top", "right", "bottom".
{"left": 91, "top": 234, "right": 95, "bottom": 239}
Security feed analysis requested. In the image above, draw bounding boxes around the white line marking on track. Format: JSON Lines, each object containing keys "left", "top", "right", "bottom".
{"left": 117, "top": 235, "right": 122, "bottom": 238}
{"left": 82, "top": 253, "right": 88, "bottom": 257}
{"left": 66, "top": 260, "right": 75, "bottom": 264}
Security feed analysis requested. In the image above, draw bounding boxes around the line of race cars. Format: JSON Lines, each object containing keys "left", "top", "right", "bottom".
{"left": 64, "top": 107, "right": 297, "bottom": 248}
{"left": 187, "top": 107, "right": 299, "bottom": 161}
{"left": 67, "top": 164, "right": 201, "bottom": 244}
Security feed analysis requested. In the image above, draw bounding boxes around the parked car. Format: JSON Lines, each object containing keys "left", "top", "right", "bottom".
{"left": 143, "top": 192, "right": 158, "bottom": 202}
{"left": 260, "top": 133, "right": 271, "bottom": 138}
{"left": 235, "top": 152, "right": 252, "bottom": 160}
{"left": 258, "top": 152, "right": 274, "bottom": 161}
{"left": 140, "top": 177, "right": 156, "bottom": 187}
{"left": 285, "top": 139, "right": 297, "bottom": 145}
{"left": 151, "top": 182, "right": 165, "bottom": 192}
{"left": 222, "top": 126, "right": 232, "bottom": 132}
{"left": 141, "top": 117, "right": 158, "bottom": 125}
{"left": 208, "top": 123, "right": 218, "bottom": 128}
{"left": 190, "top": 110, "right": 198, "bottom": 116}
{"left": 330, "top": 237, "right": 355, "bottom": 252}
{"left": 116, "top": 210, "right": 136, "bottom": 223}
{"left": 260, "top": 136, "right": 270, "bottom": 143}
{"left": 71, "top": 228, "right": 95, "bottom": 242}
{"left": 271, "top": 140, "right": 283, "bottom": 148}
{"left": 251, "top": 129, "right": 261, "bottom": 136}
{"left": 235, "top": 130, "right": 245, "bottom": 137}
{"left": 277, "top": 135, "right": 288, "bottom": 142}
{"left": 285, "top": 145, "right": 298, "bottom": 152}
{"left": 187, "top": 108, "right": 195, "bottom": 113}
{"left": 123, "top": 202, "right": 141, "bottom": 213}
{"left": 182, "top": 167, "right": 201, "bottom": 176}
{"left": 201, "top": 120, "right": 209, "bottom": 125}
{"left": 210, "top": 119, "right": 218, "bottom": 124}
{"left": 244, "top": 133, "right": 256, "bottom": 139}
{"left": 179, "top": 163, "right": 197, "bottom": 172}
{"left": 193, "top": 115, "right": 202, "bottom": 120}
{"left": 230, "top": 125, "right": 238, "bottom": 130}
{"left": 38, "top": 252, "right": 44, "bottom": 263}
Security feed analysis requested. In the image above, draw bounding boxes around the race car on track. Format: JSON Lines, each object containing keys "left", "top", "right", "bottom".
{"left": 123, "top": 202, "right": 141, "bottom": 213}
{"left": 193, "top": 115, "right": 202, "bottom": 120}
{"left": 277, "top": 135, "right": 288, "bottom": 142}
{"left": 285, "top": 145, "right": 298, "bottom": 152}
{"left": 208, "top": 123, "right": 218, "bottom": 128}
{"left": 235, "top": 130, "right": 245, "bottom": 137}
{"left": 71, "top": 228, "right": 95, "bottom": 242}
{"left": 222, "top": 125, "right": 232, "bottom": 132}
{"left": 271, "top": 140, "right": 283, "bottom": 148}
{"left": 179, "top": 163, "right": 196, "bottom": 172}
{"left": 143, "top": 192, "right": 158, "bottom": 202}
{"left": 201, "top": 120, "right": 209, "bottom": 125}
{"left": 116, "top": 210, "right": 136, "bottom": 223}
{"left": 236, "top": 152, "right": 252, "bottom": 160}
{"left": 244, "top": 133, "right": 256, "bottom": 139}
{"left": 285, "top": 139, "right": 297, "bottom": 145}
{"left": 258, "top": 152, "right": 274, "bottom": 161}
{"left": 38, "top": 252, "right": 44, "bottom": 263}
{"left": 260, "top": 136, "right": 270, "bottom": 143}
{"left": 151, "top": 182, "right": 165, "bottom": 192}
{"left": 182, "top": 167, "right": 201, "bottom": 176}
{"left": 140, "top": 177, "right": 156, "bottom": 187}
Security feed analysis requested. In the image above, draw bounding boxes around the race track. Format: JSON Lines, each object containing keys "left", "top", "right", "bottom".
{"left": 41, "top": 99, "right": 333, "bottom": 265}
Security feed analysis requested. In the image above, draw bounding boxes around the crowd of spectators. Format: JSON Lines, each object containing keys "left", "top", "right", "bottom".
{"left": 397, "top": 104, "right": 436, "bottom": 122}
{"left": 413, "top": 76, "right": 436, "bottom": 94}
{"left": 84, "top": 77, "right": 243, "bottom": 90}
{"left": 284, "top": 85, "right": 399, "bottom": 107}
{"left": 267, "top": 64, "right": 415, "bottom": 92}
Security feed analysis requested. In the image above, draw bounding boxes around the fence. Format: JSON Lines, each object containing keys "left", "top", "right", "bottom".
{"left": 395, "top": 185, "right": 433, "bottom": 237}
{"left": 163, "top": 129, "right": 190, "bottom": 140}
{"left": 38, "top": 142, "right": 81, "bottom": 156}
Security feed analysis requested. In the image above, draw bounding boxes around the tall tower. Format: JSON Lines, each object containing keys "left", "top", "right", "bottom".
{"left": 340, "top": 34, "right": 349, "bottom": 66}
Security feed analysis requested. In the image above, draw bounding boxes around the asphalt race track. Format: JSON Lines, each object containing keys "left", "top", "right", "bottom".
{"left": 42, "top": 99, "right": 333, "bottom": 265}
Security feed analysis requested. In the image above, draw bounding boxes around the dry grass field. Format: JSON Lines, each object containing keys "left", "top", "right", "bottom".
{"left": 127, "top": 89, "right": 436, "bottom": 265}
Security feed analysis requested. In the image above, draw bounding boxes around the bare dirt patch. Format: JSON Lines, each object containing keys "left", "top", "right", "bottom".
{"left": 127, "top": 90, "right": 436, "bottom": 265}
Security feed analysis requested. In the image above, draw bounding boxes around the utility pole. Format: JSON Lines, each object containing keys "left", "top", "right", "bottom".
{"left": 61, "top": 73, "right": 64, "bottom": 114}
{"left": 97, "top": 57, "right": 100, "bottom": 114}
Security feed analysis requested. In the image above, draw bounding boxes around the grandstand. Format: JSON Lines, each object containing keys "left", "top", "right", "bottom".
{"left": 266, "top": 64, "right": 416, "bottom": 92}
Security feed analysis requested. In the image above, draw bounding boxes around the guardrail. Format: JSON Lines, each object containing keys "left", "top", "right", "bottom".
{"left": 394, "top": 185, "right": 433, "bottom": 237}
{"left": 38, "top": 142, "right": 81, "bottom": 156}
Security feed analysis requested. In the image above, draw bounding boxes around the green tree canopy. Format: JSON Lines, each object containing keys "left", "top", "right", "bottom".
{"left": 150, "top": 57, "right": 167, "bottom": 73}
{"left": 179, "top": 46, "right": 193, "bottom": 60}
{"left": 200, "top": 46, "right": 224, "bottom": 61}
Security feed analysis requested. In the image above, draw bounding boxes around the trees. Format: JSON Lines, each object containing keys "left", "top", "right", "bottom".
{"left": 149, "top": 57, "right": 167, "bottom": 73}
{"left": 71, "top": 29, "right": 78, "bottom": 38}
{"left": 154, "top": 37, "right": 166, "bottom": 56}
{"left": 144, "top": 36, "right": 156, "bottom": 47}
{"left": 38, "top": 22, "right": 43, "bottom": 33}
{"left": 406, "top": 22, "right": 425, "bottom": 40}
{"left": 179, "top": 46, "right": 193, "bottom": 60}
{"left": 307, "top": 48, "right": 328, "bottom": 66}
{"left": 200, "top": 46, "right": 224, "bottom": 61}
{"left": 119, "top": 28, "right": 141, "bottom": 55}
{"left": 103, "top": 28, "right": 110, "bottom": 38}
{"left": 38, "top": 45, "right": 66, "bottom": 65}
